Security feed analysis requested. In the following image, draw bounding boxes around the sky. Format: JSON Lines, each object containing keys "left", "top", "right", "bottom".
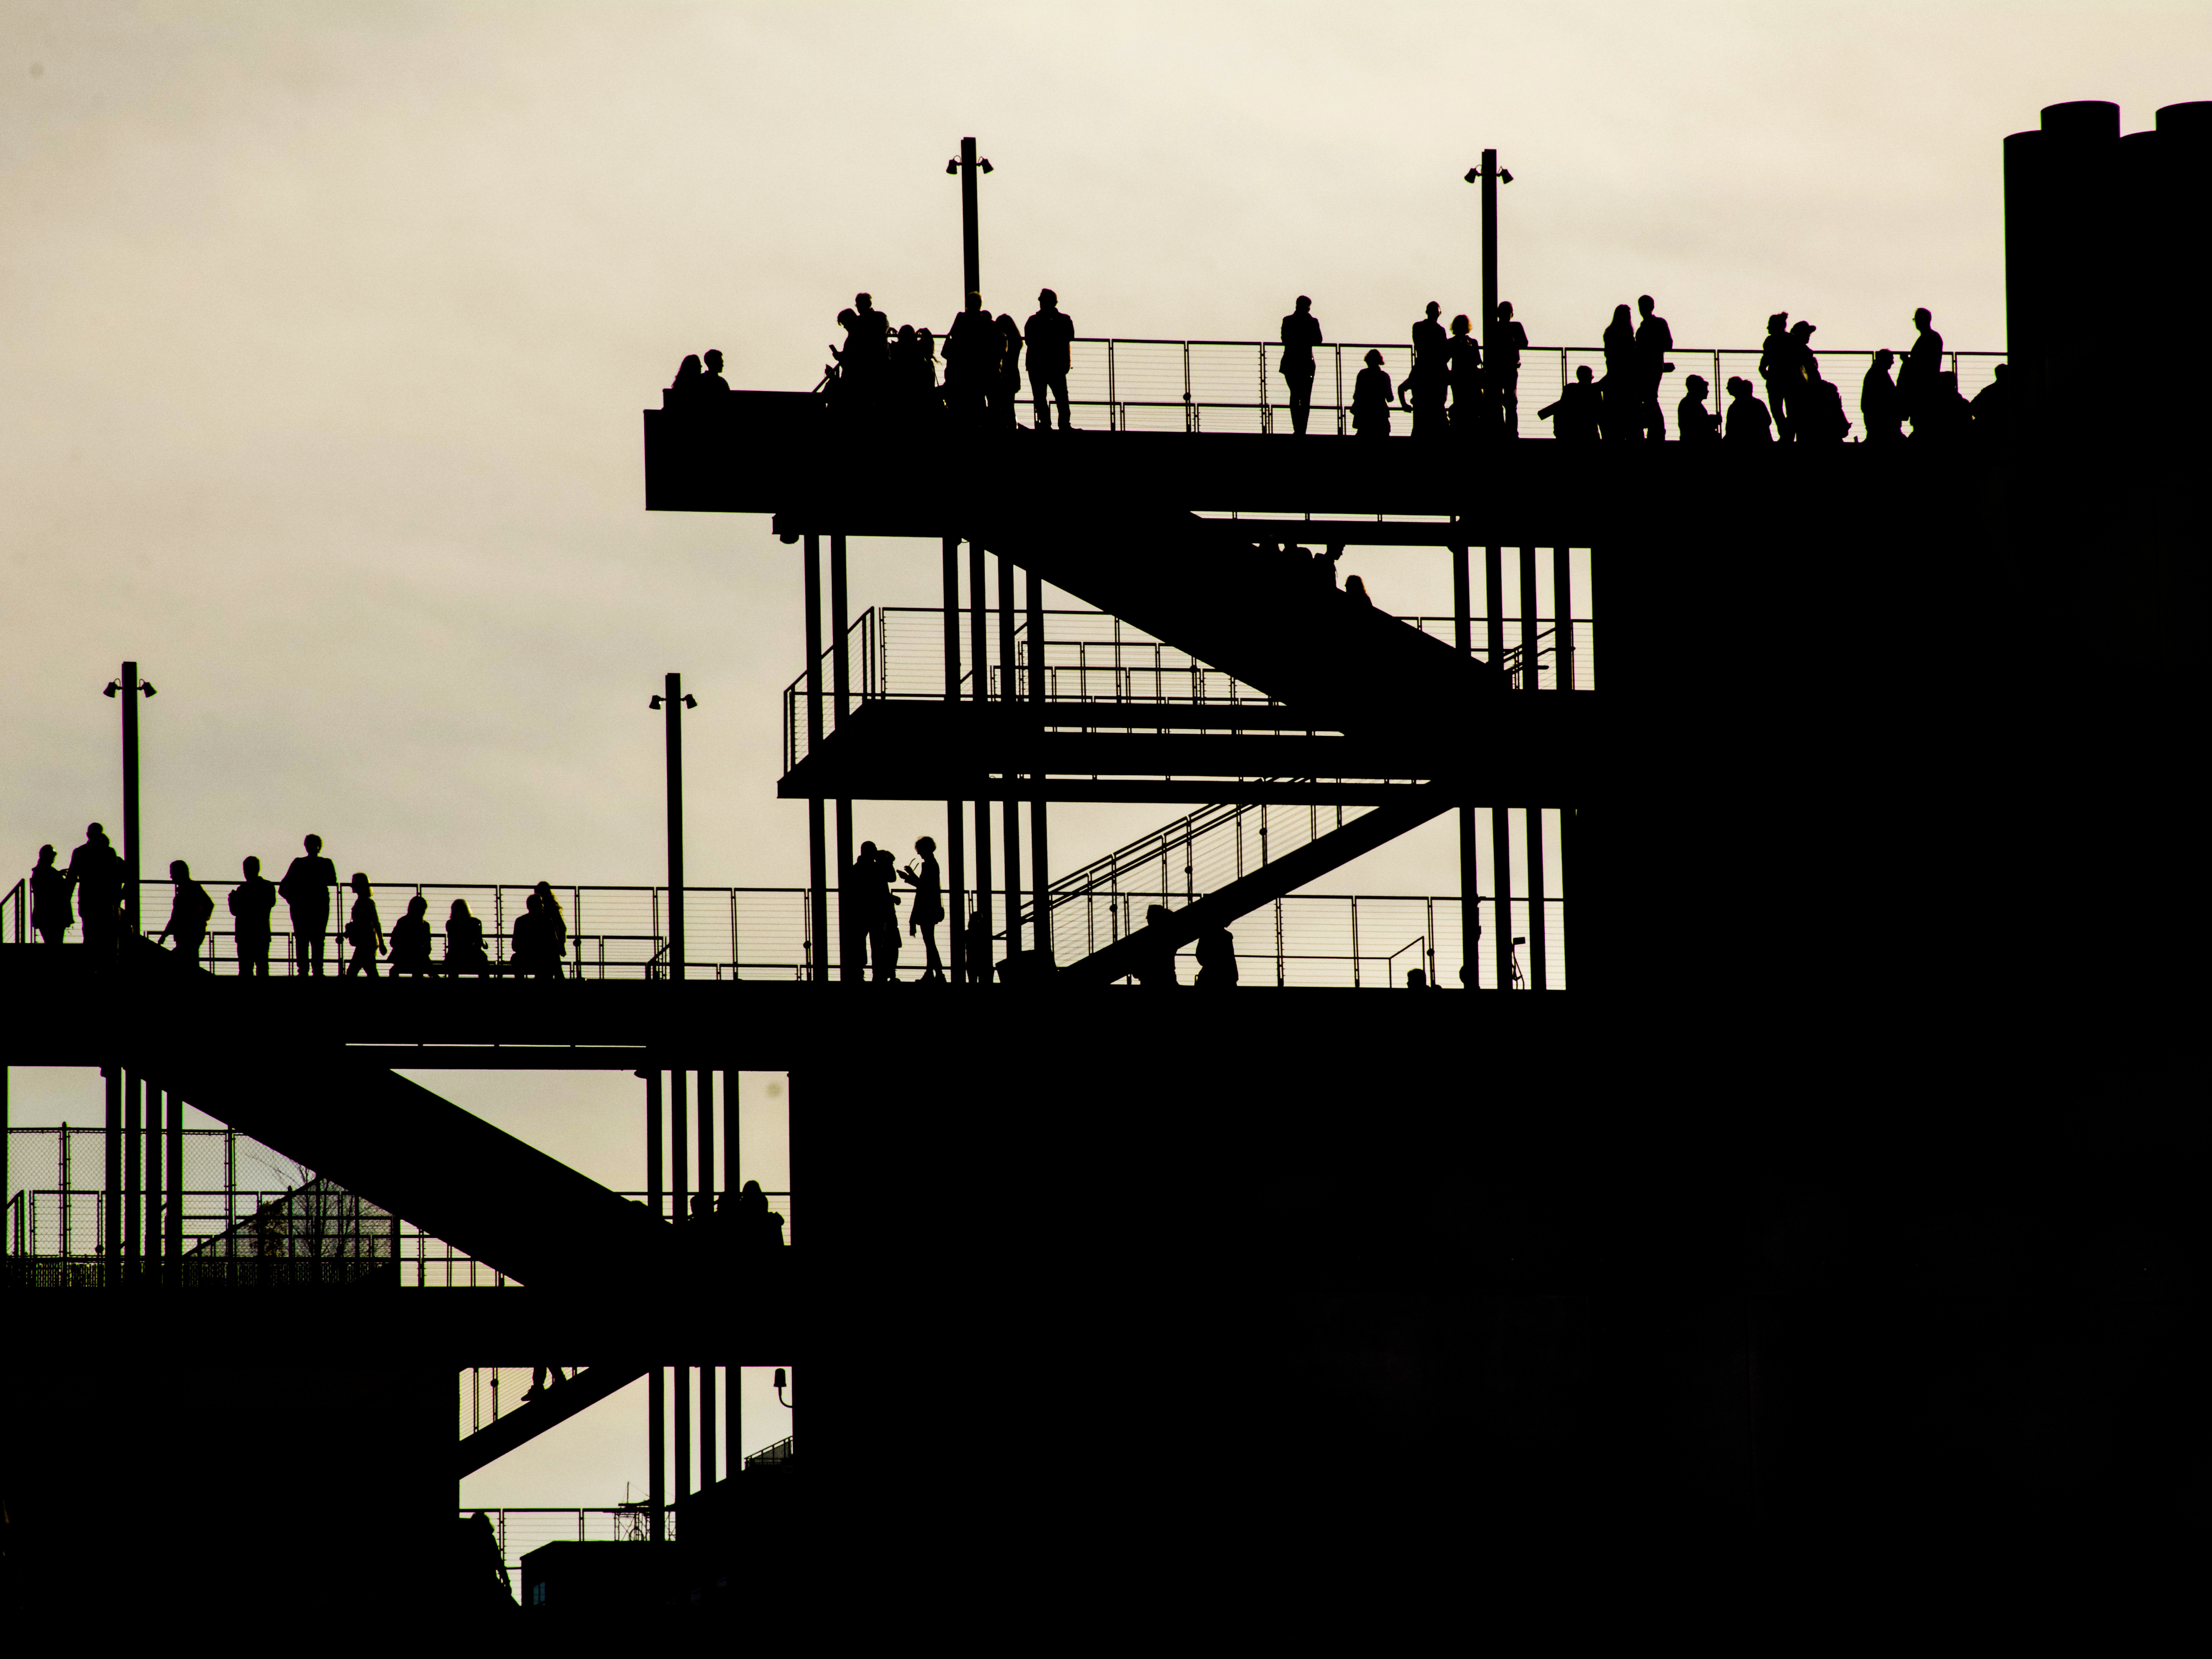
{"left": 3, "top": 0, "right": 2205, "bottom": 1520}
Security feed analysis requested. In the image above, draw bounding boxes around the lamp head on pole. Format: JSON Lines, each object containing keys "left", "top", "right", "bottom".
{"left": 947, "top": 157, "right": 994, "bottom": 174}
{"left": 1464, "top": 164, "right": 1514, "bottom": 184}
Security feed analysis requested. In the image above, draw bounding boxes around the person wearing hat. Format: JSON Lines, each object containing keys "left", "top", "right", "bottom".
{"left": 1861, "top": 349, "right": 1902, "bottom": 442}
{"left": 1677, "top": 374, "right": 1720, "bottom": 442}
{"left": 1024, "top": 288, "right": 1075, "bottom": 431}
{"left": 1279, "top": 296, "right": 1322, "bottom": 434}
{"left": 1352, "top": 349, "right": 1394, "bottom": 439}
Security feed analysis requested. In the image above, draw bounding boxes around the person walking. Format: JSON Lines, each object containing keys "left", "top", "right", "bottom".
{"left": 228, "top": 855, "right": 277, "bottom": 976}
{"left": 279, "top": 834, "right": 337, "bottom": 975}
{"left": 901, "top": 836, "right": 946, "bottom": 982}
{"left": 1279, "top": 296, "right": 1322, "bottom": 434}
{"left": 1493, "top": 301, "right": 1528, "bottom": 436}
{"left": 343, "top": 873, "right": 383, "bottom": 978}
{"left": 1352, "top": 350, "right": 1393, "bottom": 439}
{"left": 66, "top": 823, "right": 123, "bottom": 955}
{"left": 1024, "top": 289, "right": 1075, "bottom": 432}
{"left": 30, "top": 844, "right": 70, "bottom": 945}
{"left": 156, "top": 859, "right": 214, "bottom": 965}
{"left": 1635, "top": 295, "right": 1674, "bottom": 440}
{"left": 1407, "top": 302, "right": 1450, "bottom": 440}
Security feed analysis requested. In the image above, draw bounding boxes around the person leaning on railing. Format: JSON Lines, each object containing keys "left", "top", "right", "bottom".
{"left": 156, "top": 859, "right": 213, "bottom": 964}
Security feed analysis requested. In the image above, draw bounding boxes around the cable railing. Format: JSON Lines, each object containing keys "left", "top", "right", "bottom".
{"left": 783, "top": 605, "right": 1590, "bottom": 769}
{"left": 467, "top": 1505, "right": 669, "bottom": 1599}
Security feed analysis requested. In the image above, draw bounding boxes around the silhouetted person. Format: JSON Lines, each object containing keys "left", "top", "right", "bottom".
{"left": 532, "top": 881, "right": 568, "bottom": 979}
{"left": 1193, "top": 927, "right": 1238, "bottom": 987}
{"left": 1312, "top": 541, "right": 1346, "bottom": 594}
{"left": 1900, "top": 307, "right": 1943, "bottom": 422}
{"left": 66, "top": 823, "right": 122, "bottom": 953}
{"left": 1280, "top": 297, "right": 1321, "bottom": 434}
{"left": 388, "top": 895, "right": 434, "bottom": 977}
{"left": 1725, "top": 376, "right": 1773, "bottom": 442}
{"left": 156, "top": 859, "right": 213, "bottom": 964}
{"left": 458, "top": 1510, "right": 517, "bottom": 1616}
{"left": 993, "top": 313, "right": 1023, "bottom": 430}
{"left": 228, "top": 855, "right": 276, "bottom": 976}
{"left": 1537, "top": 367, "right": 1600, "bottom": 442}
{"left": 890, "top": 324, "right": 923, "bottom": 417}
{"left": 280, "top": 834, "right": 336, "bottom": 976}
{"left": 1759, "top": 313, "right": 1796, "bottom": 440}
{"left": 1677, "top": 374, "right": 1719, "bottom": 442}
{"left": 524, "top": 1366, "right": 568, "bottom": 1401}
{"left": 30, "top": 845, "right": 69, "bottom": 945}
{"left": 1025, "top": 289, "right": 1075, "bottom": 431}
{"left": 667, "top": 353, "right": 703, "bottom": 406}
{"left": 343, "top": 873, "right": 383, "bottom": 978}
{"left": 901, "top": 836, "right": 945, "bottom": 982}
{"left": 1446, "top": 314, "right": 1482, "bottom": 437}
{"left": 1970, "top": 361, "right": 2011, "bottom": 440}
{"left": 1635, "top": 295, "right": 1674, "bottom": 440}
{"left": 848, "top": 292, "right": 890, "bottom": 402}
{"left": 1131, "top": 904, "right": 1180, "bottom": 988}
{"left": 1861, "top": 349, "right": 1902, "bottom": 442}
{"left": 510, "top": 891, "right": 555, "bottom": 980}
{"left": 1600, "top": 305, "right": 1638, "bottom": 440}
{"left": 943, "top": 292, "right": 996, "bottom": 428}
{"left": 870, "top": 845, "right": 902, "bottom": 981}
{"left": 1352, "top": 350, "right": 1393, "bottom": 438}
{"left": 1342, "top": 573, "right": 1373, "bottom": 610}
{"left": 1406, "top": 967, "right": 1439, "bottom": 989}
{"left": 917, "top": 326, "right": 940, "bottom": 418}
{"left": 964, "top": 909, "right": 991, "bottom": 986}
{"left": 1493, "top": 301, "right": 1528, "bottom": 435}
{"left": 737, "top": 1180, "right": 786, "bottom": 1252}
{"left": 1912, "top": 370, "right": 1971, "bottom": 442}
{"left": 1408, "top": 301, "right": 1449, "bottom": 439}
{"left": 444, "top": 899, "right": 490, "bottom": 977}
{"left": 699, "top": 348, "right": 730, "bottom": 395}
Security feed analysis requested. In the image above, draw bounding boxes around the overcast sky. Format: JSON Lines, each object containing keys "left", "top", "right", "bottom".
{"left": 4, "top": 0, "right": 2205, "bottom": 1498}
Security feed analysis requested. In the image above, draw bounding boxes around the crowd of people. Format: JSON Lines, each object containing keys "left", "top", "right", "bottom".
{"left": 26, "top": 828, "right": 574, "bottom": 980}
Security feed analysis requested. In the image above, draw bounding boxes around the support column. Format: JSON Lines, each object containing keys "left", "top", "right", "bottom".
{"left": 1485, "top": 546, "right": 1505, "bottom": 674}
{"left": 671, "top": 1070, "right": 689, "bottom": 1229}
{"left": 124, "top": 1070, "right": 140, "bottom": 1276}
{"left": 701, "top": 1365, "right": 718, "bottom": 1490}
{"left": 970, "top": 541, "right": 993, "bottom": 981}
{"left": 144, "top": 1084, "right": 162, "bottom": 1285}
{"left": 165, "top": 1086, "right": 183, "bottom": 1283}
{"left": 1528, "top": 808, "right": 1548, "bottom": 989}
{"left": 675, "top": 1365, "right": 692, "bottom": 1509}
{"left": 697, "top": 1068, "right": 714, "bottom": 1227}
{"left": 649, "top": 1365, "right": 666, "bottom": 1542}
{"left": 1519, "top": 545, "right": 1540, "bottom": 691}
{"left": 103, "top": 1067, "right": 120, "bottom": 1284}
{"left": 1553, "top": 545, "right": 1574, "bottom": 691}
{"left": 1492, "top": 807, "right": 1513, "bottom": 991}
{"left": 1026, "top": 568, "right": 1050, "bottom": 957}
{"left": 998, "top": 553, "right": 1022, "bottom": 954}
{"left": 642, "top": 1070, "right": 663, "bottom": 1223}
{"left": 804, "top": 535, "right": 828, "bottom": 983}
{"left": 943, "top": 536, "right": 967, "bottom": 983}
{"left": 832, "top": 533, "right": 857, "bottom": 983}
{"left": 1453, "top": 542, "right": 1478, "bottom": 986}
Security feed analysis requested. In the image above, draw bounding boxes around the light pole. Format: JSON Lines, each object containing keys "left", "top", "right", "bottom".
{"left": 945, "top": 137, "right": 993, "bottom": 304}
{"left": 102, "top": 661, "right": 158, "bottom": 934}
{"left": 1463, "top": 149, "right": 1514, "bottom": 400}
{"left": 648, "top": 673, "right": 697, "bottom": 980}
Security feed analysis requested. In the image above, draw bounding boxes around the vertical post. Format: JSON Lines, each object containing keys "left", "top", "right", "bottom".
{"left": 1554, "top": 545, "right": 1574, "bottom": 691}
{"left": 664, "top": 672, "right": 686, "bottom": 981}
{"left": 676, "top": 1365, "right": 692, "bottom": 1511}
{"left": 124, "top": 1071, "right": 140, "bottom": 1276}
{"left": 1485, "top": 547, "right": 1505, "bottom": 674}
{"left": 943, "top": 536, "right": 967, "bottom": 983}
{"left": 959, "top": 136, "right": 981, "bottom": 302}
{"left": 0, "top": 1068, "right": 6, "bottom": 1261}
{"left": 1453, "top": 542, "right": 1478, "bottom": 985}
{"left": 166, "top": 1087, "right": 183, "bottom": 1278}
{"left": 697, "top": 1069, "right": 714, "bottom": 1226}
{"left": 649, "top": 1365, "right": 666, "bottom": 1543}
{"left": 120, "top": 661, "right": 142, "bottom": 935}
{"left": 671, "top": 1069, "right": 689, "bottom": 1231}
{"left": 832, "top": 535, "right": 856, "bottom": 983}
{"left": 1527, "top": 808, "right": 1548, "bottom": 990}
{"left": 145, "top": 1084, "right": 163, "bottom": 1284}
{"left": 1026, "top": 568, "right": 1050, "bottom": 957}
{"left": 724, "top": 1068, "right": 736, "bottom": 1203}
{"left": 1519, "top": 545, "right": 1540, "bottom": 692}
{"left": 804, "top": 535, "right": 829, "bottom": 982}
{"left": 701, "top": 1365, "right": 718, "bottom": 1490}
{"left": 642, "top": 1070, "right": 663, "bottom": 1223}
{"left": 970, "top": 541, "right": 993, "bottom": 976}
{"left": 998, "top": 553, "right": 1022, "bottom": 955}
{"left": 1480, "top": 150, "right": 1498, "bottom": 430}
{"left": 1492, "top": 808, "right": 1513, "bottom": 991}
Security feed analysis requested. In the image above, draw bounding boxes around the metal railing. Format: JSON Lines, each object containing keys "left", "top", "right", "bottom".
{"left": 744, "top": 1434, "right": 793, "bottom": 1470}
{"left": 467, "top": 1505, "right": 668, "bottom": 1598}
{"left": 784, "top": 605, "right": 1590, "bottom": 770}
{"left": 1057, "top": 337, "right": 2000, "bottom": 441}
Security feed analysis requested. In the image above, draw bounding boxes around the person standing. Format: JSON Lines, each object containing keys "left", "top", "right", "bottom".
{"left": 1900, "top": 307, "right": 1944, "bottom": 425}
{"left": 1677, "top": 374, "right": 1720, "bottom": 442}
{"left": 1408, "top": 301, "right": 1450, "bottom": 440}
{"left": 1725, "top": 376, "right": 1774, "bottom": 442}
{"left": 280, "top": 835, "right": 337, "bottom": 975}
{"left": 1024, "top": 289, "right": 1075, "bottom": 432}
{"left": 1279, "top": 296, "right": 1322, "bottom": 434}
{"left": 943, "top": 292, "right": 997, "bottom": 429}
{"left": 227, "top": 855, "right": 276, "bottom": 977}
{"left": 847, "top": 293, "right": 890, "bottom": 409}
{"left": 532, "top": 881, "right": 568, "bottom": 979}
{"left": 1861, "top": 350, "right": 1902, "bottom": 442}
{"left": 30, "top": 844, "right": 70, "bottom": 945}
{"left": 1759, "top": 313, "right": 1797, "bottom": 441}
{"left": 156, "top": 859, "right": 214, "bottom": 965}
{"left": 343, "top": 873, "right": 384, "bottom": 978}
{"left": 1635, "top": 295, "right": 1674, "bottom": 440}
{"left": 1538, "top": 366, "right": 1602, "bottom": 442}
{"left": 1445, "top": 315, "right": 1483, "bottom": 438}
{"left": 1193, "top": 927, "right": 1239, "bottom": 987}
{"left": 66, "top": 823, "right": 123, "bottom": 954}
{"left": 1352, "top": 350, "right": 1393, "bottom": 439}
{"left": 993, "top": 313, "right": 1024, "bottom": 431}
{"left": 901, "top": 836, "right": 946, "bottom": 983}
{"left": 699, "top": 349, "right": 731, "bottom": 396}
{"left": 1600, "top": 305, "right": 1640, "bottom": 441}
{"left": 1492, "top": 301, "right": 1529, "bottom": 436}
